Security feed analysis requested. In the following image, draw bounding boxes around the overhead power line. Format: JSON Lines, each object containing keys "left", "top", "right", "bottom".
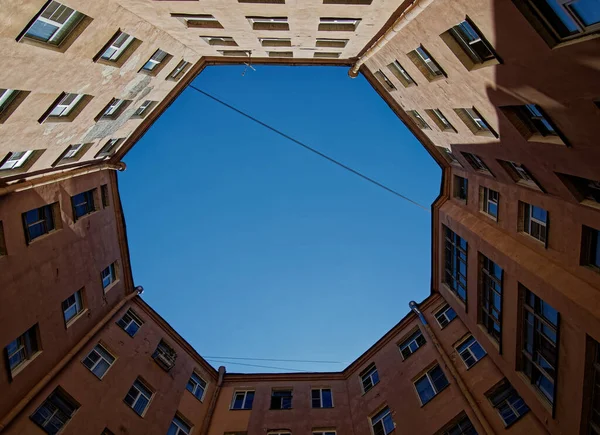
{"left": 187, "top": 84, "right": 430, "bottom": 212}
{"left": 205, "top": 359, "right": 311, "bottom": 372}
{"left": 202, "top": 356, "right": 344, "bottom": 364}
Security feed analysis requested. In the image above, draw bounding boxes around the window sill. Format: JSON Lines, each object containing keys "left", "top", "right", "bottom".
{"left": 515, "top": 371, "right": 554, "bottom": 415}
{"left": 463, "top": 354, "right": 487, "bottom": 371}
{"left": 186, "top": 389, "right": 205, "bottom": 403}
{"left": 66, "top": 308, "right": 88, "bottom": 329}
{"left": 419, "top": 384, "right": 450, "bottom": 408}
{"left": 103, "top": 279, "right": 120, "bottom": 295}
{"left": 476, "top": 324, "right": 500, "bottom": 354}
{"left": 361, "top": 382, "right": 379, "bottom": 396}
{"left": 515, "top": 180, "right": 543, "bottom": 192}
{"left": 27, "top": 229, "right": 61, "bottom": 246}
{"left": 229, "top": 408, "right": 252, "bottom": 411}
{"left": 74, "top": 209, "right": 98, "bottom": 223}
{"left": 517, "top": 232, "right": 546, "bottom": 248}
{"left": 479, "top": 210, "right": 498, "bottom": 223}
{"left": 9, "top": 351, "right": 43, "bottom": 380}
{"left": 441, "top": 284, "right": 466, "bottom": 308}
{"left": 527, "top": 134, "right": 566, "bottom": 146}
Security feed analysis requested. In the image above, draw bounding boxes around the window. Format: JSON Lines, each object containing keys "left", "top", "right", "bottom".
{"left": 202, "top": 36, "right": 238, "bottom": 46}
{"left": 72, "top": 189, "right": 96, "bottom": 220}
{"left": 1, "top": 150, "right": 34, "bottom": 171}
{"left": 248, "top": 16, "right": 290, "bottom": 31}
{"left": 0, "top": 89, "right": 19, "bottom": 114}
{"left": 500, "top": 104, "right": 564, "bottom": 144}
{"left": 0, "top": 221, "right": 6, "bottom": 256}
{"left": 513, "top": 0, "right": 600, "bottom": 45}
{"left": 453, "top": 176, "right": 468, "bottom": 202}
{"left": 124, "top": 379, "right": 153, "bottom": 416}
{"left": 101, "top": 184, "right": 109, "bottom": 208}
{"left": 479, "top": 255, "right": 503, "bottom": 345}
{"left": 487, "top": 381, "right": 529, "bottom": 427}
{"left": 313, "top": 52, "right": 340, "bottom": 58}
{"left": 101, "top": 262, "right": 117, "bottom": 290}
{"left": 22, "top": 203, "right": 57, "bottom": 243}
{"left": 0, "top": 89, "right": 28, "bottom": 123}
{"left": 374, "top": 70, "right": 396, "bottom": 91}
{"left": 461, "top": 152, "right": 492, "bottom": 176}
{"left": 414, "top": 365, "right": 449, "bottom": 405}
{"left": 480, "top": 187, "right": 499, "bottom": 220}
{"left": 260, "top": 38, "right": 292, "bottom": 47}
{"left": 172, "top": 14, "right": 223, "bottom": 29}
{"left": 316, "top": 38, "right": 348, "bottom": 48}
{"left": 586, "top": 338, "right": 600, "bottom": 434}
{"left": 360, "top": 363, "right": 379, "bottom": 393}
{"left": 271, "top": 390, "right": 293, "bottom": 409}
{"left": 313, "top": 432, "right": 335, "bottom": 435}
{"left": 387, "top": 61, "right": 416, "bottom": 87}
{"left": 132, "top": 100, "right": 156, "bottom": 118}
{"left": 426, "top": 109, "right": 456, "bottom": 132}
{"left": 557, "top": 173, "right": 600, "bottom": 208}
{"left": 407, "top": 46, "right": 446, "bottom": 81}
{"left": 311, "top": 388, "right": 333, "bottom": 408}
{"left": 152, "top": 340, "right": 177, "bottom": 371}
{"left": 324, "top": 0, "right": 372, "bottom": 3}
{"left": 438, "top": 413, "right": 477, "bottom": 435}
{"left": 581, "top": 225, "right": 600, "bottom": 270}
{"left": 55, "top": 143, "right": 91, "bottom": 166}
{"left": 444, "top": 227, "right": 468, "bottom": 303}
{"left": 96, "top": 138, "right": 123, "bottom": 158}
{"left": 141, "top": 49, "right": 171, "bottom": 75}
{"left": 456, "top": 335, "right": 486, "bottom": 368}
{"left": 435, "top": 304, "right": 457, "bottom": 328}
{"left": 499, "top": 160, "right": 543, "bottom": 190}
{"left": 19, "top": 1, "right": 85, "bottom": 48}
{"left": 187, "top": 372, "right": 208, "bottom": 400}
{"left": 99, "top": 31, "right": 136, "bottom": 62}
{"left": 454, "top": 108, "right": 497, "bottom": 137}
{"left": 82, "top": 344, "right": 115, "bottom": 379}
{"left": 318, "top": 18, "right": 361, "bottom": 31}
{"left": 438, "top": 147, "right": 463, "bottom": 167}
{"left": 117, "top": 309, "right": 143, "bottom": 337}
{"left": 168, "top": 60, "right": 191, "bottom": 81}
{"left": 168, "top": 415, "right": 192, "bottom": 435}
{"left": 97, "top": 98, "right": 130, "bottom": 121}
{"left": 231, "top": 390, "right": 254, "bottom": 409}
{"left": 407, "top": 110, "right": 431, "bottom": 130}
{"left": 520, "top": 286, "right": 559, "bottom": 405}
{"left": 269, "top": 51, "right": 294, "bottom": 58}
{"left": 30, "top": 388, "right": 79, "bottom": 434}
{"left": 62, "top": 289, "right": 84, "bottom": 324}
{"left": 443, "top": 19, "right": 499, "bottom": 70}
{"left": 519, "top": 202, "right": 549, "bottom": 244}
{"left": 49, "top": 93, "right": 84, "bottom": 118}
{"left": 399, "top": 329, "right": 426, "bottom": 359}
{"left": 371, "top": 406, "right": 395, "bottom": 435}
{"left": 102, "top": 429, "right": 114, "bottom": 435}
{"left": 6, "top": 324, "right": 40, "bottom": 375}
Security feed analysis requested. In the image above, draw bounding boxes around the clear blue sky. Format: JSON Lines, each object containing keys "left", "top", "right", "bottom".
{"left": 119, "top": 65, "right": 441, "bottom": 373}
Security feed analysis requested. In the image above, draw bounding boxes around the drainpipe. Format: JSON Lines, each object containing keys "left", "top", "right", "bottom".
{"left": 0, "top": 162, "right": 126, "bottom": 197}
{"left": 0, "top": 286, "right": 143, "bottom": 433}
{"left": 349, "top": 0, "right": 434, "bottom": 77}
{"left": 409, "top": 301, "right": 496, "bottom": 435}
{"left": 200, "top": 366, "right": 226, "bottom": 435}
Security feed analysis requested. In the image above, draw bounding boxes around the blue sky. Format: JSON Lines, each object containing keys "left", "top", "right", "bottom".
{"left": 119, "top": 65, "right": 441, "bottom": 373}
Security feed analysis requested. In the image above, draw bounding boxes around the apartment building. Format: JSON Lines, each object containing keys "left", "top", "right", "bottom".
{"left": 358, "top": 0, "right": 600, "bottom": 434}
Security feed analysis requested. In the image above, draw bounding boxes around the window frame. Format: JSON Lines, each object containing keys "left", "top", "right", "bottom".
{"left": 124, "top": 378, "right": 154, "bottom": 417}
{"left": 407, "top": 45, "right": 447, "bottom": 81}
{"left": 5, "top": 324, "right": 40, "bottom": 376}
{"left": 117, "top": 308, "right": 143, "bottom": 337}
{"left": 168, "top": 60, "right": 191, "bottom": 81}
{"left": 30, "top": 387, "right": 79, "bottom": 434}
{"left": 186, "top": 372, "right": 208, "bottom": 401}
{"left": 270, "top": 389, "right": 293, "bottom": 410}
{"left": 170, "top": 414, "right": 192, "bottom": 435}
{"left": 311, "top": 388, "right": 334, "bottom": 408}
{"left": 62, "top": 289, "right": 85, "bottom": 325}
{"left": 426, "top": 109, "right": 457, "bottom": 132}
{"left": 22, "top": 203, "right": 59, "bottom": 244}
{"left": 359, "top": 363, "right": 380, "bottom": 393}
{"left": 407, "top": 110, "right": 431, "bottom": 130}
{"left": 441, "top": 17, "right": 501, "bottom": 71}
{"left": 231, "top": 390, "right": 255, "bottom": 410}
{"left": 370, "top": 406, "right": 395, "bottom": 435}
{"left": 480, "top": 186, "right": 499, "bottom": 221}
{"left": 99, "top": 31, "right": 135, "bottom": 62}
{"left": 581, "top": 225, "right": 600, "bottom": 271}
{"left": 434, "top": 304, "right": 457, "bottom": 329}
{"left": 82, "top": 343, "right": 116, "bottom": 379}
{"left": 479, "top": 254, "right": 503, "bottom": 349}
{"left": 486, "top": 380, "right": 530, "bottom": 427}
{"left": 0, "top": 150, "right": 34, "bottom": 171}
{"left": 398, "top": 328, "right": 426, "bottom": 360}
{"left": 453, "top": 175, "right": 468, "bottom": 202}
{"left": 456, "top": 335, "right": 487, "bottom": 369}
{"left": 101, "top": 262, "right": 117, "bottom": 290}
{"left": 71, "top": 189, "right": 96, "bottom": 220}
{"left": 414, "top": 364, "right": 450, "bottom": 406}
{"left": 461, "top": 152, "right": 493, "bottom": 176}
{"left": 139, "top": 49, "right": 172, "bottom": 76}
{"left": 454, "top": 107, "right": 498, "bottom": 138}
{"left": 443, "top": 226, "right": 468, "bottom": 304}
{"left": 318, "top": 17, "right": 361, "bottom": 31}
{"left": 519, "top": 202, "right": 549, "bottom": 246}
{"left": 387, "top": 60, "right": 417, "bottom": 87}
{"left": 374, "top": 70, "right": 396, "bottom": 91}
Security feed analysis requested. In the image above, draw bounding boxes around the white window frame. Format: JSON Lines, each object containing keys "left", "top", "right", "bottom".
{"left": 170, "top": 415, "right": 192, "bottom": 435}
{"left": 133, "top": 100, "right": 153, "bottom": 117}
{"left": 231, "top": 390, "right": 255, "bottom": 409}
{"left": 143, "top": 50, "right": 168, "bottom": 71}
{"left": 482, "top": 187, "right": 499, "bottom": 219}
{"left": 26, "top": 1, "right": 80, "bottom": 44}
{"left": 126, "top": 380, "right": 153, "bottom": 416}
{"left": 320, "top": 18, "right": 360, "bottom": 26}
{"left": 456, "top": 336, "right": 486, "bottom": 369}
{"left": 465, "top": 108, "right": 490, "bottom": 131}
{"left": 360, "top": 364, "right": 379, "bottom": 392}
{"left": 371, "top": 407, "right": 394, "bottom": 435}
{"left": 0, "top": 89, "right": 18, "bottom": 113}
{"left": 101, "top": 262, "right": 116, "bottom": 289}
{"left": 50, "top": 93, "right": 84, "bottom": 117}
{"left": 97, "top": 138, "right": 121, "bottom": 157}
{"left": 103, "top": 99, "right": 124, "bottom": 117}
{"left": 311, "top": 388, "right": 334, "bottom": 408}
{"left": 63, "top": 290, "right": 83, "bottom": 323}
{"left": 82, "top": 344, "right": 115, "bottom": 379}
{"left": 414, "top": 365, "right": 448, "bottom": 405}
{"left": 1, "top": 150, "right": 33, "bottom": 170}
{"left": 63, "top": 143, "right": 84, "bottom": 159}
{"left": 170, "top": 60, "right": 190, "bottom": 79}
{"left": 187, "top": 372, "right": 208, "bottom": 401}
{"left": 249, "top": 17, "right": 288, "bottom": 24}
{"left": 416, "top": 46, "right": 442, "bottom": 75}
{"left": 434, "top": 304, "right": 456, "bottom": 328}
{"left": 313, "top": 431, "right": 336, "bottom": 435}
{"left": 101, "top": 32, "right": 135, "bottom": 61}
{"left": 399, "top": 329, "right": 425, "bottom": 359}
{"left": 117, "top": 309, "right": 143, "bottom": 336}
{"left": 389, "top": 61, "right": 414, "bottom": 84}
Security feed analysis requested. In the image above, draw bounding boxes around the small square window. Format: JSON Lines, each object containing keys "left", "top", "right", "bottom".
{"left": 399, "top": 329, "right": 426, "bottom": 360}
{"left": 434, "top": 304, "right": 457, "bottom": 329}
{"left": 82, "top": 343, "right": 115, "bottom": 379}
{"left": 387, "top": 61, "right": 417, "bottom": 87}
{"left": 248, "top": 16, "right": 290, "bottom": 31}
{"left": 40, "top": 92, "right": 92, "bottom": 123}
{"left": 5, "top": 324, "right": 40, "bottom": 376}
{"left": 441, "top": 18, "right": 500, "bottom": 70}
{"left": 124, "top": 378, "right": 153, "bottom": 416}
{"left": 62, "top": 289, "right": 84, "bottom": 324}
{"left": 456, "top": 335, "right": 486, "bottom": 369}
{"left": 414, "top": 365, "right": 449, "bottom": 405}
{"left": 271, "top": 389, "right": 293, "bottom": 409}
{"left": 96, "top": 98, "right": 132, "bottom": 121}
{"left": 370, "top": 406, "right": 395, "bottom": 435}
{"left": 131, "top": 100, "right": 157, "bottom": 119}
{"left": 1, "top": 150, "right": 35, "bottom": 172}
{"left": 519, "top": 201, "right": 549, "bottom": 245}
{"left": 581, "top": 225, "right": 600, "bottom": 271}
{"left": 374, "top": 70, "right": 396, "bottom": 91}
{"left": 425, "top": 109, "right": 456, "bottom": 132}
{"left": 454, "top": 107, "right": 498, "bottom": 137}
{"left": 168, "top": 60, "right": 191, "bottom": 81}
{"left": 407, "top": 46, "right": 446, "bottom": 81}
{"left": 318, "top": 17, "right": 361, "bottom": 31}
{"left": 140, "top": 49, "right": 172, "bottom": 76}
{"left": 72, "top": 188, "right": 96, "bottom": 220}
{"left": 22, "top": 203, "right": 59, "bottom": 244}
{"left": 479, "top": 187, "right": 499, "bottom": 220}
{"left": 231, "top": 390, "right": 254, "bottom": 409}
{"left": 438, "top": 412, "right": 476, "bottom": 435}
{"left": 95, "top": 138, "right": 124, "bottom": 158}
{"left": 30, "top": 388, "right": 79, "bottom": 433}
{"left": 53, "top": 143, "right": 92, "bottom": 166}
{"left": 187, "top": 372, "right": 208, "bottom": 401}
{"left": 360, "top": 363, "right": 379, "bottom": 393}
{"left": 311, "top": 388, "right": 333, "bottom": 408}
{"left": 461, "top": 152, "right": 492, "bottom": 176}
{"left": 407, "top": 110, "right": 431, "bottom": 130}
{"left": 172, "top": 14, "right": 223, "bottom": 29}
{"left": 117, "top": 308, "right": 143, "bottom": 337}
{"left": 453, "top": 176, "right": 468, "bottom": 202}
{"left": 486, "top": 380, "right": 529, "bottom": 427}
{"left": 101, "top": 262, "right": 117, "bottom": 290}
